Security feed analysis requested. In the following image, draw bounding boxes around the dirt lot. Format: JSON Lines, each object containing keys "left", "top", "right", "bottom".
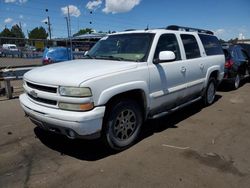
{"left": 0, "top": 82, "right": 250, "bottom": 188}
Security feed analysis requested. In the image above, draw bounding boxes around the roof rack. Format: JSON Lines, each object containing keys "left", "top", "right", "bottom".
{"left": 166, "top": 25, "right": 214, "bottom": 35}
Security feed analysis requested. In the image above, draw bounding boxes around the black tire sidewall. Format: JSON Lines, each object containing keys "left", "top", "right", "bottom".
{"left": 104, "top": 100, "right": 143, "bottom": 150}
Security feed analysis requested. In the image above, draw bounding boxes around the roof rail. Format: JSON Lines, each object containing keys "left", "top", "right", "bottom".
{"left": 166, "top": 25, "right": 214, "bottom": 35}
{"left": 124, "top": 29, "right": 137, "bottom": 31}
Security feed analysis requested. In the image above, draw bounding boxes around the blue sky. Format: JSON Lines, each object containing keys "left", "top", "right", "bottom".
{"left": 0, "top": 0, "right": 250, "bottom": 40}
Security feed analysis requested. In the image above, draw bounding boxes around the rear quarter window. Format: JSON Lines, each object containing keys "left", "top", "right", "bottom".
{"left": 199, "top": 34, "right": 223, "bottom": 56}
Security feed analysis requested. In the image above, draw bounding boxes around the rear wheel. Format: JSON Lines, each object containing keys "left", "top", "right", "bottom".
{"left": 232, "top": 74, "right": 240, "bottom": 89}
{"left": 203, "top": 78, "right": 216, "bottom": 106}
{"left": 103, "top": 99, "right": 143, "bottom": 151}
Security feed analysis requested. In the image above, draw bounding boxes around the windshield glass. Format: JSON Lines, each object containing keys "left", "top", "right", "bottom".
{"left": 10, "top": 46, "right": 17, "bottom": 49}
{"left": 87, "top": 33, "right": 154, "bottom": 62}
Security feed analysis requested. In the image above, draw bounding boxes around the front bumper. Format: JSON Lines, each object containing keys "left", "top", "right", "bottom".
{"left": 19, "top": 93, "right": 105, "bottom": 139}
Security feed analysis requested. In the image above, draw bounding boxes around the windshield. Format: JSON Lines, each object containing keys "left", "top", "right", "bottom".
{"left": 87, "top": 33, "right": 155, "bottom": 62}
{"left": 10, "top": 46, "right": 17, "bottom": 49}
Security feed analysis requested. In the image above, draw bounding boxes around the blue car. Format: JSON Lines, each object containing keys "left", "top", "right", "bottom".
{"left": 42, "top": 47, "right": 72, "bottom": 65}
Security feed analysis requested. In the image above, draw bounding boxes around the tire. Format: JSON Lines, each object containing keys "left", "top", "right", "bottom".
{"left": 232, "top": 74, "right": 240, "bottom": 90}
{"left": 203, "top": 78, "right": 216, "bottom": 106}
{"left": 103, "top": 99, "right": 143, "bottom": 151}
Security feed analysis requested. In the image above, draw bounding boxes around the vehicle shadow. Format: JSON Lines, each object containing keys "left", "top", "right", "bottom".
{"left": 34, "top": 127, "right": 115, "bottom": 161}
{"left": 34, "top": 95, "right": 222, "bottom": 161}
{"left": 218, "top": 77, "right": 250, "bottom": 92}
{"left": 140, "top": 95, "right": 221, "bottom": 141}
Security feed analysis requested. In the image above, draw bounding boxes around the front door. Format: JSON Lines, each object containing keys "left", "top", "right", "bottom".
{"left": 149, "top": 34, "right": 186, "bottom": 114}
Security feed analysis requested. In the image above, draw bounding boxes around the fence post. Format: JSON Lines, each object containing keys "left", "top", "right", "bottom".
{"left": 4, "top": 80, "right": 12, "bottom": 99}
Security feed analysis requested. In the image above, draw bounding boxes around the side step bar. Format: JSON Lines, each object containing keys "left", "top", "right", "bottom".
{"left": 149, "top": 96, "right": 202, "bottom": 119}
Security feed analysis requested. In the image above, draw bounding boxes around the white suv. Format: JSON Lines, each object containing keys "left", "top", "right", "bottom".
{"left": 20, "top": 25, "right": 225, "bottom": 150}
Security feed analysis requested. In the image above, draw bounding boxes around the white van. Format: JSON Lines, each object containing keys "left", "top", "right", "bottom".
{"left": 2, "top": 44, "right": 20, "bottom": 57}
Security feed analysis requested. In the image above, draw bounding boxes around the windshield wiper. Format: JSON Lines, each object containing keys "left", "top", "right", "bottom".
{"left": 84, "top": 54, "right": 95, "bottom": 59}
{"left": 95, "top": 55, "right": 125, "bottom": 61}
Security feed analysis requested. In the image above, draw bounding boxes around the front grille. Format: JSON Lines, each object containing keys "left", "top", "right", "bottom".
{"left": 28, "top": 94, "right": 57, "bottom": 106}
{"left": 26, "top": 82, "right": 57, "bottom": 93}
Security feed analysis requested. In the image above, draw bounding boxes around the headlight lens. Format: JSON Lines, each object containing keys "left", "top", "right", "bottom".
{"left": 59, "top": 86, "right": 92, "bottom": 97}
{"left": 58, "top": 102, "right": 94, "bottom": 111}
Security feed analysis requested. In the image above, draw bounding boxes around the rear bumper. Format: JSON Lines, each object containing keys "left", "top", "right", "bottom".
{"left": 19, "top": 93, "right": 106, "bottom": 139}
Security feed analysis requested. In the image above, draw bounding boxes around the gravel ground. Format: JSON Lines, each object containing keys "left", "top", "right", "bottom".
{"left": 0, "top": 81, "right": 250, "bottom": 188}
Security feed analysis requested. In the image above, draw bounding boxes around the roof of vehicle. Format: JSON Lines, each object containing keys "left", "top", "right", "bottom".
{"left": 109, "top": 25, "right": 214, "bottom": 36}
{"left": 2, "top": 44, "right": 17, "bottom": 46}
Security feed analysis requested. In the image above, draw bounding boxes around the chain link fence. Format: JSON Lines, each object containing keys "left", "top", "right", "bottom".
{"left": 0, "top": 36, "right": 101, "bottom": 99}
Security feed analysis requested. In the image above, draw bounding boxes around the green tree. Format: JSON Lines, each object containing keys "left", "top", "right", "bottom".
{"left": 11, "top": 24, "right": 25, "bottom": 38}
{"left": 228, "top": 38, "right": 238, "bottom": 44}
{"left": 73, "top": 28, "right": 93, "bottom": 37}
{"left": 0, "top": 28, "right": 14, "bottom": 37}
{"left": 28, "top": 26, "right": 48, "bottom": 39}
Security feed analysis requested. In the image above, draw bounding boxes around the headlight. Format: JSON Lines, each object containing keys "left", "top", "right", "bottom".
{"left": 58, "top": 102, "right": 94, "bottom": 111}
{"left": 59, "top": 86, "right": 92, "bottom": 97}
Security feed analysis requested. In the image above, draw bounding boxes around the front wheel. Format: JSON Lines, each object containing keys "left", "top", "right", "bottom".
{"left": 103, "top": 100, "right": 143, "bottom": 151}
{"left": 203, "top": 78, "right": 216, "bottom": 106}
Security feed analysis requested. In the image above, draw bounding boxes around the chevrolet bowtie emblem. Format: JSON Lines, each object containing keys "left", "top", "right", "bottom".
{"left": 30, "top": 90, "right": 38, "bottom": 98}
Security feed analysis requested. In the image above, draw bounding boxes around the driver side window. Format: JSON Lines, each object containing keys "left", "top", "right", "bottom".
{"left": 154, "top": 34, "right": 181, "bottom": 61}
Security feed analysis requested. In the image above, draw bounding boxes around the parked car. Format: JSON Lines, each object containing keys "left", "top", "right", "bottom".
{"left": 222, "top": 45, "right": 250, "bottom": 89}
{"left": 2, "top": 44, "right": 21, "bottom": 57}
{"left": 20, "top": 25, "right": 225, "bottom": 150}
{"left": 42, "top": 47, "right": 71, "bottom": 65}
{"left": 238, "top": 43, "right": 250, "bottom": 57}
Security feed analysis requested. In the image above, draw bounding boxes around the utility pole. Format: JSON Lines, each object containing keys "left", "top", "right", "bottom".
{"left": 67, "top": 5, "right": 73, "bottom": 59}
{"left": 45, "top": 9, "right": 52, "bottom": 40}
{"left": 47, "top": 16, "right": 52, "bottom": 40}
{"left": 65, "top": 17, "right": 70, "bottom": 38}
{"left": 65, "top": 17, "right": 70, "bottom": 60}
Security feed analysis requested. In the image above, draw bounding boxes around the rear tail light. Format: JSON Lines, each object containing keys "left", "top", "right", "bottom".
{"left": 225, "top": 59, "right": 233, "bottom": 69}
{"left": 43, "top": 58, "right": 53, "bottom": 64}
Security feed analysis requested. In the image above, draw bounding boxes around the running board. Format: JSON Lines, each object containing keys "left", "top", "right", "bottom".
{"left": 149, "top": 96, "right": 202, "bottom": 119}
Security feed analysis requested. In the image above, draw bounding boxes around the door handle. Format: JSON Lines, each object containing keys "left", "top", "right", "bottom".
{"left": 181, "top": 66, "right": 186, "bottom": 73}
{"left": 200, "top": 63, "right": 204, "bottom": 69}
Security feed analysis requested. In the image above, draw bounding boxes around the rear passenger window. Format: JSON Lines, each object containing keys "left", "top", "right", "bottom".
{"left": 154, "top": 34, "right": 181, "bottom": 61}
{"left": 199, "top": 34, "right": 223, "bottom": 56}
{"left": 181, "top": 34, "right": 201, "bottom": 59}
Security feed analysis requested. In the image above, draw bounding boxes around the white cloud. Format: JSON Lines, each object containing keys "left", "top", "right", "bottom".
{"left": 4, "top": 18, "right": 13, "bottom": 24}
{"left": 19, "top": 0, "right": 28, "bottom": 4}
{"left": 103, "top": 0, "right": 141, "bottom": 14}
{"left": 4, "top": 0, "right": 28, "bottom": 4}
{"left": 22, "top": 23, "right": 27, "bottom": 28}
{"left": 4, "top": 0, "right": 16, "bottom": 3}
{"left": 41, "top": 18, "right": 48, "bottom": 23}
{"left": 86, "top": 0, "right": 102, "bottom": 10}
{"left": 61, "top": 5, "right": 81, "bottom": 17}
{"left": 214, "top": 29, "right": 225, "bottom": 36}
{"left": 19, "top": 14, "right": 24, "bottom": 19}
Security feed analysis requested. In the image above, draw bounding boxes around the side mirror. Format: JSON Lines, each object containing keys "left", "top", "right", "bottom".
{"left": 159, "top": 51, "right": 176, "bottom": 62}
{"left": 154, "top": 51, "right": 176, "bottom": 64}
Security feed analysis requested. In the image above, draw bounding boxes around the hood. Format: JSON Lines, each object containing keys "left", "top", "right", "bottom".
{"left": 24, "top": 59, "right": 137, "bottom": 87}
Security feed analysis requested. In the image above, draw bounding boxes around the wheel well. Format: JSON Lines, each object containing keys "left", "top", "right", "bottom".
{"left": 105, "top": 89, "right": 147, "bottom": 120}
{"left": 210, "top": 71, "right": 218, "bottom": 79}
{"left": 209, "top": 70, "right": 219, "bottom": 83}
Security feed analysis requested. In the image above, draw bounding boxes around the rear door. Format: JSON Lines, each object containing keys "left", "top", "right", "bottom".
{"left": 180, "top": 34, "right": 204, "bottom": 98}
